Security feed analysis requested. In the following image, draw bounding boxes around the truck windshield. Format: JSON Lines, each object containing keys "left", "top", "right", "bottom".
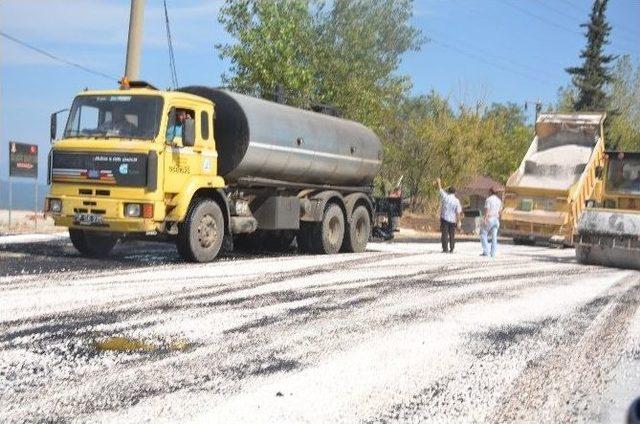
{"left": 64, "top": 95, "right": 163, "bottom": 140}
{"left": 608, "top": 157, "right": 640, "bottom": 193}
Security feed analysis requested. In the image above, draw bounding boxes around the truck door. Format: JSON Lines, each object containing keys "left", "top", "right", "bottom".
{"left": 163, "top": 106, "right": 217, "bottom": 194}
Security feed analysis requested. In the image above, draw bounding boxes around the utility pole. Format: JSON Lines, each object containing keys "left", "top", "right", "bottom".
{"left": 124, "top": 0, "right": 145, "bottom": 81}
{"left": 535, "top": 99, "right": 542, "bottom": 123}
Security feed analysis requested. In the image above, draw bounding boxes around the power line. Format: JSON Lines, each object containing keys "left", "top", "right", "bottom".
{"left": 0, "top": 31, "right": 118, "bottom": 81}
{"left": 427, "top": 10, "right": 572, "bottom": 70}
{"left": 163, "top": 0, "right": 179, "bottom": 88}
{"left": 556, "top": 0, "right": 640, "bottom": 37}
{"left": 500, "top": 0, "right": 638, "bottom": 50}
{"left": 428, "top": 38, "right": 559, "bottom": 89}
{"left": 497, "top": 0, "right": 582, "bottom": 37}
{"left": 427, "top": 28, "right": 559, "bottom": 82}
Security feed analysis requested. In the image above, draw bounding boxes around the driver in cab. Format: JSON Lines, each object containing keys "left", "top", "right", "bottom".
{"left": 98, "top": 109, "right": 138, "bottom": 136}
{"left": 166, "top": 109, "right": 192, "bottom": 140}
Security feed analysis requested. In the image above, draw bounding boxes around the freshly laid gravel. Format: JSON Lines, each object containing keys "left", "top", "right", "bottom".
{"left": 519, "top": 144, "right": 593, "bottom": 190}
{"left": 0, "top": 232, "right": 638, "bottom": 423}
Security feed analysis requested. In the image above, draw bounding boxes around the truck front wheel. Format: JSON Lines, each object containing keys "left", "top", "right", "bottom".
{"left": 342, "top": 205, "right": 370, "bottom": 253}
{"left": 177, "top": 199, "right": 224, "bottom": 262}
{"left": 69, "top": 229, "right": 118, "bottom": 257}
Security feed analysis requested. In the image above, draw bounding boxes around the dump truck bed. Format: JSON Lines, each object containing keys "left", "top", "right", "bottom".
{"left": 501, "top": 113, "right": 606, "bottom": 245}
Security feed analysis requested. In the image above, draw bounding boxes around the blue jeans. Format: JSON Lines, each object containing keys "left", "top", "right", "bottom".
{"left": 481, "top": 217, "right": 500, "bottom": 257}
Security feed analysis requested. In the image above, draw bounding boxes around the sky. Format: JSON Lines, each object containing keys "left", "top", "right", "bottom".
{"left": 0, "top": 0, "right": 638, "bottom": 184}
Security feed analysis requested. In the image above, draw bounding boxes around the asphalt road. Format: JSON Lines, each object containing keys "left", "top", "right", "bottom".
{"left": 1, "top": 232, "right": 639, "bottom": 423}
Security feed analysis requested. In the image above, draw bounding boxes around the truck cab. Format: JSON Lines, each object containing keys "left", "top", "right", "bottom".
{"left": 46, "top": 82, "right": 227, "bottom": 260}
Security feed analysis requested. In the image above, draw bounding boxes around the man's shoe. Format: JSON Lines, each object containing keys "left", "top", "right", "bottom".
{"left": 480, "top": 253, "right": 488, "bottom": 257}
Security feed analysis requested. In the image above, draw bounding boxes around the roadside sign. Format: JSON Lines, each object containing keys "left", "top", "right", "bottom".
{"left": 9, "top": 141, "right": 38, "bottom": 178}
{"left": 7, "top": 141, "right": 40, "bottom": 232}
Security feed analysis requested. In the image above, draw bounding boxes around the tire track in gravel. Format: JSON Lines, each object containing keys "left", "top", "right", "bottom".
{"left": 2, "top": 253, "right": 576, "bottom": 420}
{"left": 0, "top": 252, "right": 416, "bottom": 339}
{"left": 362, "top": 270, "right": 635, "bottom": 423}
{"left": 0, "top": 239, "right": 182, "bottom": 277}
{"left": 0, "top": 242, "right": 611, "bottom": 422}
{"left": 489, "top": 272, "right": 640, "bottom": 423}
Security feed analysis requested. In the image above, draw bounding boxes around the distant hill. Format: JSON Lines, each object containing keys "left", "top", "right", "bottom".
{"left": 0, "top": 180, "right": 49, "bottom": 211}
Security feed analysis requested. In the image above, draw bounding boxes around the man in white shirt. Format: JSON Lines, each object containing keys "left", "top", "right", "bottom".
{"left": 481, "top": 187, "right": 503, "bottom": 257}
{"left": 436, "top": 178, "right": 463, "bottom": 253}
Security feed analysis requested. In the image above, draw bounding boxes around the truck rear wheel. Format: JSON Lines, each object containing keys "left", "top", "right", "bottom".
{"left": 69, "top": 229, "right": 118, "bottom": 257}
{"left": 305, "top": 203, "right": 344, "bottom": 254}
{"left": 319, "top": 204, "right": 345, "bottom": 254}
{"left": 177, "top": 199, "right": 224, "bottom": 262}
{"left": 342, "top": 205, "right": 370, "bottom": 253}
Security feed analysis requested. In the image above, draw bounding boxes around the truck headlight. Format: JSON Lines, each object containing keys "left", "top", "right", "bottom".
{"left": 125, "top": 203, "right": 141, "bottom": 217}
{"left": 49, "top": 199, "right": 62, "bottom": 213}
{"left": 234, "top": 199, "right": 250, "bottom": 216}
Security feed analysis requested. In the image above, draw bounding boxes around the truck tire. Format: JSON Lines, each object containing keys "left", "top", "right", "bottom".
{"left": 308, "top": 203, "right": 344, "bottom": 254}
{"left": 342, "top": 205, "right": 370, "bottom": 253}
{"left": 69, "top": 229, "right": 118, "bottom": 257}
{"left": 177, "top": 199, "right": 224, "bottom": 262}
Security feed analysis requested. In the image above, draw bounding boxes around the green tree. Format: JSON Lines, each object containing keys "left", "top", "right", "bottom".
{"left": 607, "top": 56, "right": 640, "bottom": 150}
{"left": 312, "top": 0, "right": 422, "bottom": 128}
{"left": 566, "top": 0, "right": 616, "bottom": 111}
{"left": 216, "top": 0, "right": 422, "bottom": 128}
{"left": 217, "top": 0, "right": 317, "bottom": 106}
{"left": 555, "top": 85, "right": 577, "bottom": 113}
{"left": 483, "top": 103, "right": 532, "bottom": 182}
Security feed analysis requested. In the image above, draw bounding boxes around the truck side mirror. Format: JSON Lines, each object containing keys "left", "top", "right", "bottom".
{"left": 50, "top": 108, "right": 69, "bottom": 142}
{"left": 183, "top": 119, "right": 196, "bottom": 147}
{"left": 50, "top": 113, "right": 57, "bottom": 141}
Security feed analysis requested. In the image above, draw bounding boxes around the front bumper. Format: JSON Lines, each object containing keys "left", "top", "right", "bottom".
{"left": 46, "top": 195, "right": 164, "bottom": 233}
{"left": 501, "top": 207, "right": 573, "bottom": 243}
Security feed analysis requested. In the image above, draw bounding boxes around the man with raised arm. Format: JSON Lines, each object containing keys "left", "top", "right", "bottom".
{"left": 436, "top": 177, "right": 463, "bottom": 253}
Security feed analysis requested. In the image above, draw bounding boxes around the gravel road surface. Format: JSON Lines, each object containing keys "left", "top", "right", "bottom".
{"left": 1, "top": 232, "right": 639, "bottom": 423}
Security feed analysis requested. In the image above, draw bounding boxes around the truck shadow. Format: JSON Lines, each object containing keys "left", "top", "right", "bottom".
{"left": 0, "top": 239, "right": 299, "bottom": 277}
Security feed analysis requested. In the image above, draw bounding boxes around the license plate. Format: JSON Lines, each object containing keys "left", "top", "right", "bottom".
{"left": 73, "top": 213, "right": 104, "bottom": 226}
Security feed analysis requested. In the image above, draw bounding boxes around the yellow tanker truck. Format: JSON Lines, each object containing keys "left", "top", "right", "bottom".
{"left": 45, "top": 81, "right": 385, "bottom": 262}
{"left": 501, "top": 112, "right": 606, "bottom": 246}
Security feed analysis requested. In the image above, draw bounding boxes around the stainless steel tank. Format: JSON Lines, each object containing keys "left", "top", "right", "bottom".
{"left": 179, "top": 87, "right": 382, "bottom": 186}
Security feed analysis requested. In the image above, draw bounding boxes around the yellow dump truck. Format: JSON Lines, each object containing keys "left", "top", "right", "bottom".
{"left": 501, "top": 112, "right": 606, "bottom": 246}
{"left": 45, "top": 81, "right": 384, "bottom": 262}
{"left": 575, "top": 151, "right": 640, "bottom": 269}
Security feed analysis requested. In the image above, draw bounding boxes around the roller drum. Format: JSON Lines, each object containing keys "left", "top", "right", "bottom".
{"left": 575, "top": 209, "right": 640, "bottom": 270}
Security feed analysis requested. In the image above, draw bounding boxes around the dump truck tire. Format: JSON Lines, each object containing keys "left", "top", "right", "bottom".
{"left": 69, "top": 229, "right": 117, "bottom": 257}
{"left": 342, "top": 205, "right": 370, "bottom": 253}
{"left": 177, "top": 199, "right": 224, "bottom": 263}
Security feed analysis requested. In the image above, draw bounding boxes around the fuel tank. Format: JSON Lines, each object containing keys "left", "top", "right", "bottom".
{"left": 179, "top": 86, "right": 382, "bottom": 186}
